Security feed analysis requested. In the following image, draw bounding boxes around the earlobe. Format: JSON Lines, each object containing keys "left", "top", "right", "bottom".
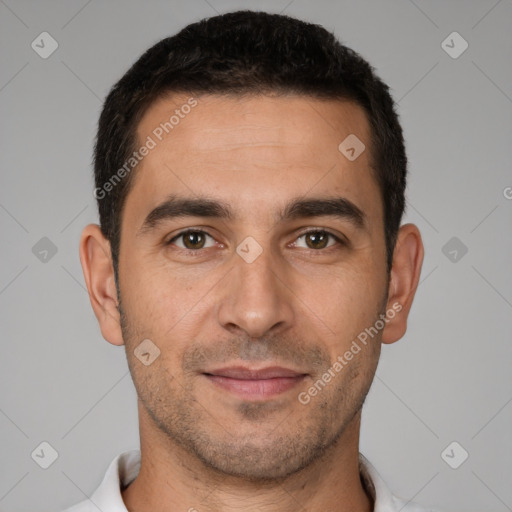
{"left": 79, "top": 224, "right": 125, "bottom": 346}
{"left": 381, "top": 223, "right": 424, "bottom": 344}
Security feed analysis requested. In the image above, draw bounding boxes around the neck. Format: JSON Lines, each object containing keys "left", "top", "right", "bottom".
{"left": 122, "top": 404, "right": 373, "bottom": 512}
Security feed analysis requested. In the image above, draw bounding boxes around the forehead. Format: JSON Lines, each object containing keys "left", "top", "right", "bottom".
{"left": 137, "top": 92, "right": 371, "bottom": 160}
{"left": 124, "top": 92, "right": 381, "bottom": 227}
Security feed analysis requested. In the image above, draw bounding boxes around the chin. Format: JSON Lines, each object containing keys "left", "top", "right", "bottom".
{"left": 183, "top": 428, "right": 334, "bottom": 482}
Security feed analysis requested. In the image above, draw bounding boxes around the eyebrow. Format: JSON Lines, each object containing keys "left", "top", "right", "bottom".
{"left": 137, "top": 194, "right": 366, "bottom": 235}
{"left": 281, "top": 196, "right": 365, "bottom": 227}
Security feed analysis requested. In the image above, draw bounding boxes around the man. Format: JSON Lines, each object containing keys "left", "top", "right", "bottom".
{"left": 68, "top": 9, "right": 432, "bottom": 512}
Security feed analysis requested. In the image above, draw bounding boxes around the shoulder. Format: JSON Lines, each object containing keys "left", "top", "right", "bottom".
{"left": 56, "top": 450, "right": 140, "bottom": 512}
{"left": 359, "top": 452, "right": 442, "bottom": 512}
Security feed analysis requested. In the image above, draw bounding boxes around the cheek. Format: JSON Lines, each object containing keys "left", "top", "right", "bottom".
{"left": 119, "top": 258, "right": 173, "bottom": 341}
{"left": 120, "top": 255, "right": 215, "bottom": 348}
{"left": 310, "top": 260, "right": 386, "bottom": 345}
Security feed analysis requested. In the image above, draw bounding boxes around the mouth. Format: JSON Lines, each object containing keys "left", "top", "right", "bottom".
{"left": 203, "top": 366, "right": 308, "bottom": 400}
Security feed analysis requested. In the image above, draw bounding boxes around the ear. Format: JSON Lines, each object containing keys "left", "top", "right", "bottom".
{"left": 381, "top": 223, "right": 424, "bottom": 344}
{"left": 79, "top": 224, "right": 124, "bottom": 346}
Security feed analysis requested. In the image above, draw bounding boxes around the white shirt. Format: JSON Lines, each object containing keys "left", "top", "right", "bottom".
{"left": 61, "top": 450, "right": 439, "bottom": 511}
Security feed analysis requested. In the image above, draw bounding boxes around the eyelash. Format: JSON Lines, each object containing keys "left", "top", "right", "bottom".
{"left": 166, "top": 229, "right": 345, "bottom": 254}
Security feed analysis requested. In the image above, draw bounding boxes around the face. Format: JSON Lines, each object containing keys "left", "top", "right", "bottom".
{"left": 116, "top": 93, "right": 390, "bottom": 480}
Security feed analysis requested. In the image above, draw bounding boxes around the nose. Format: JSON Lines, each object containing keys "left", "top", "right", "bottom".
{"left": 217, "top": 246, "right": 295, "bottom": 339}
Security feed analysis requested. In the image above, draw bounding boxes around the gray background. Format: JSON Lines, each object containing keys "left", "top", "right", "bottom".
{"left": 0, "top": 0, "right": 511, "bottom": 510}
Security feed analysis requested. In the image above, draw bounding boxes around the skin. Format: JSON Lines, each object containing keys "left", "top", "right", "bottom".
{"left": 80, "top": 93, "right": 424, "bottom": 512}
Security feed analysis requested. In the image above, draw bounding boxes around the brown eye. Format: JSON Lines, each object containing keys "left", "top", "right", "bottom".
{"left": 168, "top": 230, "right": 215, "bottom": 250}
{"left": 295, "top": 230, "right": 341, "bottom": 250}
{"left": 305, "top": 231, "right": 329, "bottom": 249}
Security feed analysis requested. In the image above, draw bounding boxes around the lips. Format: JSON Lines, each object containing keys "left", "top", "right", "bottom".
{"left": 203, "top": 366, "right": 307, "bottom": 400}
{"left": 205, "top": 366, "right": 305, "bottom": 379}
